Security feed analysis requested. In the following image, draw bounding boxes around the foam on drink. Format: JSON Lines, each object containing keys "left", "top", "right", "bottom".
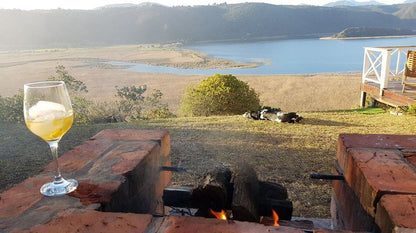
{"left": 26, "top": 101, "right": 73, "bottom": 141}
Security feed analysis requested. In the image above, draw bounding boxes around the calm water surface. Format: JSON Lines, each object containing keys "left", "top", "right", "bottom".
{"left": 112, "top": 37, "right": 416, "bottom": 75}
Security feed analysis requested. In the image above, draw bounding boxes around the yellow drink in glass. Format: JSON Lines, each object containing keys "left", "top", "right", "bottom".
{"left": 25, "top": 114, "right": 73, "bottom": 141}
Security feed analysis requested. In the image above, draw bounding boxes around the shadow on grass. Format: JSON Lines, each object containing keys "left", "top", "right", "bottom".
{"left": 302, "top": 118, "right": 362, "bottom": 127}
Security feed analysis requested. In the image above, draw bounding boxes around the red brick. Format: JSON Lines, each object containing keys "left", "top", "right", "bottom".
{"left": 68, "top": 179, "right": 121, "bottom": 206}
{"left": 102, "top": 141, "right": 171, "bottom": 214}
{"left": 157, "top": 216, "right": 304, "bottom": 233}
{"left": 344, "top": 148, "right": 416, "bottom": 216}
{"left": 313, "top": 229, "right": 369, "bottom": 233}
{"left": 105, "top": 141, "right": 158, "bottom": 175}
{"left": 0, "top": 175, "right": 49, "bottom": 218}
{"left": 375, "top": 195, "right": 416, "bottom": 233}
{"left": 331, "top": 177, "right": 374, "bottom": 231}
{"left": 337, "top": 134, "right": 416, "bottom": 172}
{"left": 1, "top": 129, "right": 172, "bottom": 233}
{"left": 403, "top": 151, "right": 416, "bottom": 168}
{"left": 23, "top": 210, "right": 153, "bottom": 233}
{"left": 42, "top": 139, "right": 114, "bottom": 173}
{"left": 92, "top": 129, "right": 170, "bottom": 156}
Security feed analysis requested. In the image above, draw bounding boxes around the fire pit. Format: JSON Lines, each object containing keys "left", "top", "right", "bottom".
{"left": 332, "top": 134, "right": 416, "bottom": 232}
{"left": 3, "top": 130, "right": 414, "bottom": 232}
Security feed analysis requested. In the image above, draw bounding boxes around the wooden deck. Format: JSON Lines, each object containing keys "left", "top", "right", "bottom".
{"left": 361, "top": 81, "right": 416, "bottom": 108}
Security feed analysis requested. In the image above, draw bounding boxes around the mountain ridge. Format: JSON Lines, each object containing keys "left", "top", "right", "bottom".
{"left": 324, "top": 0, "right": 383, "bottom": 7}
{"left": 0, "top": 2, "right": 415, "bottom": 50}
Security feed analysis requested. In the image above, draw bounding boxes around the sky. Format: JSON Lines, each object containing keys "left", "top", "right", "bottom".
{"left": 0, "top": 0, "right": 407, "bottom": 10}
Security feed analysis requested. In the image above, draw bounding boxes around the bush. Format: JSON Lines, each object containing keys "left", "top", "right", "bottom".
{"left": 406, "top": 104, "right": 416, "bottom": 114}
{"left": 115, "top": 85, "right": 175, "bottom": 121}
{"left": 180, "top": 74, "right": 260, "bottom": 116}
{"left": 48, "top": 65, "right": 91, "bottom": 124}
{"left": 0, "top": 91, "right": 23, "bottom": 123}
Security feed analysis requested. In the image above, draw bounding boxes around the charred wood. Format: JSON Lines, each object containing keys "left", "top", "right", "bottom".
{"left": 190, "top": 167, "right": 232, "bottom": 214}
{"left": 163, "top": 186, "right": 194, "bottom": 208}
{"left": 231, "top": 162, "right": 259, "bottom": 222}
{"left": 259, "top": 181, "right": 288, "bottom": 200}
{"left": 258, "top": 198, "right": 293, "bottom": 220}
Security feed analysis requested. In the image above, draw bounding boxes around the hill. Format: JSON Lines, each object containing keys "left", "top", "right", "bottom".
{"left": 394, "top": 3, "right": 416, "bottom": 19}
{"left": 324, "top": 0, "right": 383, "bottom": 7}
{"left": 0, "top": 3, "right": 415, "bottom": 50}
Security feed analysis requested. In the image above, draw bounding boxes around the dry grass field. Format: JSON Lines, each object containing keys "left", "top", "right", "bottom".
{"left": 0, "top": 45, "right": 362, "bottom": 113}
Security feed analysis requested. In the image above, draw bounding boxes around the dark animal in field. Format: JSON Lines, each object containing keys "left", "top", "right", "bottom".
{"left": 275, "top": 112, "right": 303, "bottom": 123}
{"left": 243, "top": 107, "right": 302, "bottom": 123}
{"left": 243, "top": 111, "right": 261, "bottom": 120}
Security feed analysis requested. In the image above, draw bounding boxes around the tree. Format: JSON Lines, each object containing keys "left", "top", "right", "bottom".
{"left": 115, "top": 85, "right": 174, "bottom": 120}
{"left": 49, "top": 65, "right": 88, "bottom": 94}
{"left": 48, "top": 65, "right": 90, "bottom": 124}
{"left": 180, "top": 74, "right": 260, "bottom": 116}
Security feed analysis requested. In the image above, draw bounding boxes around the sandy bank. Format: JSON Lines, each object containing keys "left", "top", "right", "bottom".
{"left": 320, "top": 35, "right": 416, "bottom": 40}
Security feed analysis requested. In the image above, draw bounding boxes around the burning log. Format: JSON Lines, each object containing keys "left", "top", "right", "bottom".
{"left": 190, "top": 166, "right": 232, "bottom": 215}
{"left": 162, "top": 162, "right": 293, "bottom": 222}
{"left": 231, "top": 162, "right": 260, "bottom": 222}
{"left": 258, "top": 198, "right": 293, "bottom": 220}
{"left": 259, "top": 181, "right": 288, "bottom": 200}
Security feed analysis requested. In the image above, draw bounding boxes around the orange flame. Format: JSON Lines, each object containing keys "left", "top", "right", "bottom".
{"left": 272, "top": 209, "right": 280, "bottom": 226}
{"left": 209, "top": 209, "right": 227, "bottom": 220}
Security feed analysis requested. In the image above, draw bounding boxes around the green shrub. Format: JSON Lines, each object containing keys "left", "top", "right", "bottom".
{"left": 87, "top": 101, "right": 126, "bottom": 123}
{"left": 180, "top": 74, "right": 260, "bottom": 116}
{"left": 142, "top": 89, "right": 175, "bottom": 119}
{"left": 115, "top": 85, "right": 174, "bottom": 121}
{"left": 48, "top": 65, "right": 90, "bottom": 124}
{"left": 406, "top": 104, "right": 416, "bottom": 114}
{"left": 0, "top": 91, "right": 23, "bottom": 123}
{"left": 49, "top": 65, "right": 88, "bottom": 94}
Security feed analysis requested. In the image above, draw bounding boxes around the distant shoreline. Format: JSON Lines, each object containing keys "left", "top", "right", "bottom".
{"left": 320, "top": 35, "right": 416, "bottom": 40}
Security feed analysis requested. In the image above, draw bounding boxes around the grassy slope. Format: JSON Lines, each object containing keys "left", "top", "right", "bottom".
{"left": 2, "top": 110, "right": 415, "bottom": 218}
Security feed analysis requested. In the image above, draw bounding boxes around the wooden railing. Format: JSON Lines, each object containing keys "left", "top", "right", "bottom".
{"left": 362, "top": 45, "right": 416, "bottom": 96}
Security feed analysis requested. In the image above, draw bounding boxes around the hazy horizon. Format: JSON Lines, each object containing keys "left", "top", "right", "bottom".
{"left": 0, "top": 0, "right": 407, "bottom": 10}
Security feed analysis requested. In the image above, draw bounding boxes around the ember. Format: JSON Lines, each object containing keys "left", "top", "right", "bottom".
{"left": 272, "top": 209, "right": 280, "bottom": 226}
{"left": 209, "top": 209, "right": 227, "bottom": 220}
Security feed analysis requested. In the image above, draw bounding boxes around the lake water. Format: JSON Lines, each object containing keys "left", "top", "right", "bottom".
{"left": 113, "top": 37, "right": 416, "bottom": 75}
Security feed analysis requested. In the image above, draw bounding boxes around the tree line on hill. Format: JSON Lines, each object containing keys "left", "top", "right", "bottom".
{"left": 0, "top": 2, "right": 415, "bottom": 50}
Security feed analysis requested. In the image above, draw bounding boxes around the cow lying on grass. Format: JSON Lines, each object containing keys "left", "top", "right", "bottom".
{"left": 243, "top": 107, "right": 303, "bottom": 123}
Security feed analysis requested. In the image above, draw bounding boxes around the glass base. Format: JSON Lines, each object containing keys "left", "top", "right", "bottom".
{"left": 40, "top": 178, "right": 78, "bottom": 197}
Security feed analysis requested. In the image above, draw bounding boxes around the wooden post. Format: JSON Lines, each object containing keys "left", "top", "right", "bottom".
{"left": 380, "top": 49, "right": 392, "bottom": 96}
{"left": 360, "top": 91, "right": 367, "bottom": 108}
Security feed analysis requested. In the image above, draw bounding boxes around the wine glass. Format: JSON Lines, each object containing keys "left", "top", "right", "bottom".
{"left": 23, "top": 80, "right": 78, "bottom": 196}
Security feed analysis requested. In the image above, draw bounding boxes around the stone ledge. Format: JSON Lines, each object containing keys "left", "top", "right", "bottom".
{"left": 344, "top": 148, "right": 416, "bottom": 216}
{"left": 335, "top": 134, "right": 416, "bottom": 233}
{"left": 153, "top": 216, "right": 304, "bottom": 233}
{"left": 375, "top": 195, "right": 416, "bottom": 233}
{"left": 13, "top": 210, "right": 307, "bottom": 233}
{"left": 337, "top": 134, "right": 416, "bottom": 172}
{"left": 0, "top": 129, "right": 171, "bottom": 233}
{"left": 22, "top": 209, "right": 153, "bottom": 233}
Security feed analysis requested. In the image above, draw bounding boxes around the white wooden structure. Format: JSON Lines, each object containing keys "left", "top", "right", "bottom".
{"left": 360, "top": 45, "right": 416, "bottom": 107}
{"left": 362, "top": 46, "right": 416, "bottom": 93}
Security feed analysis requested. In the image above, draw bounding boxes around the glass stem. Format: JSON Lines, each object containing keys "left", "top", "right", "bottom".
{"left": 48, "top": 140, "right": 63, "bottom": 184}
